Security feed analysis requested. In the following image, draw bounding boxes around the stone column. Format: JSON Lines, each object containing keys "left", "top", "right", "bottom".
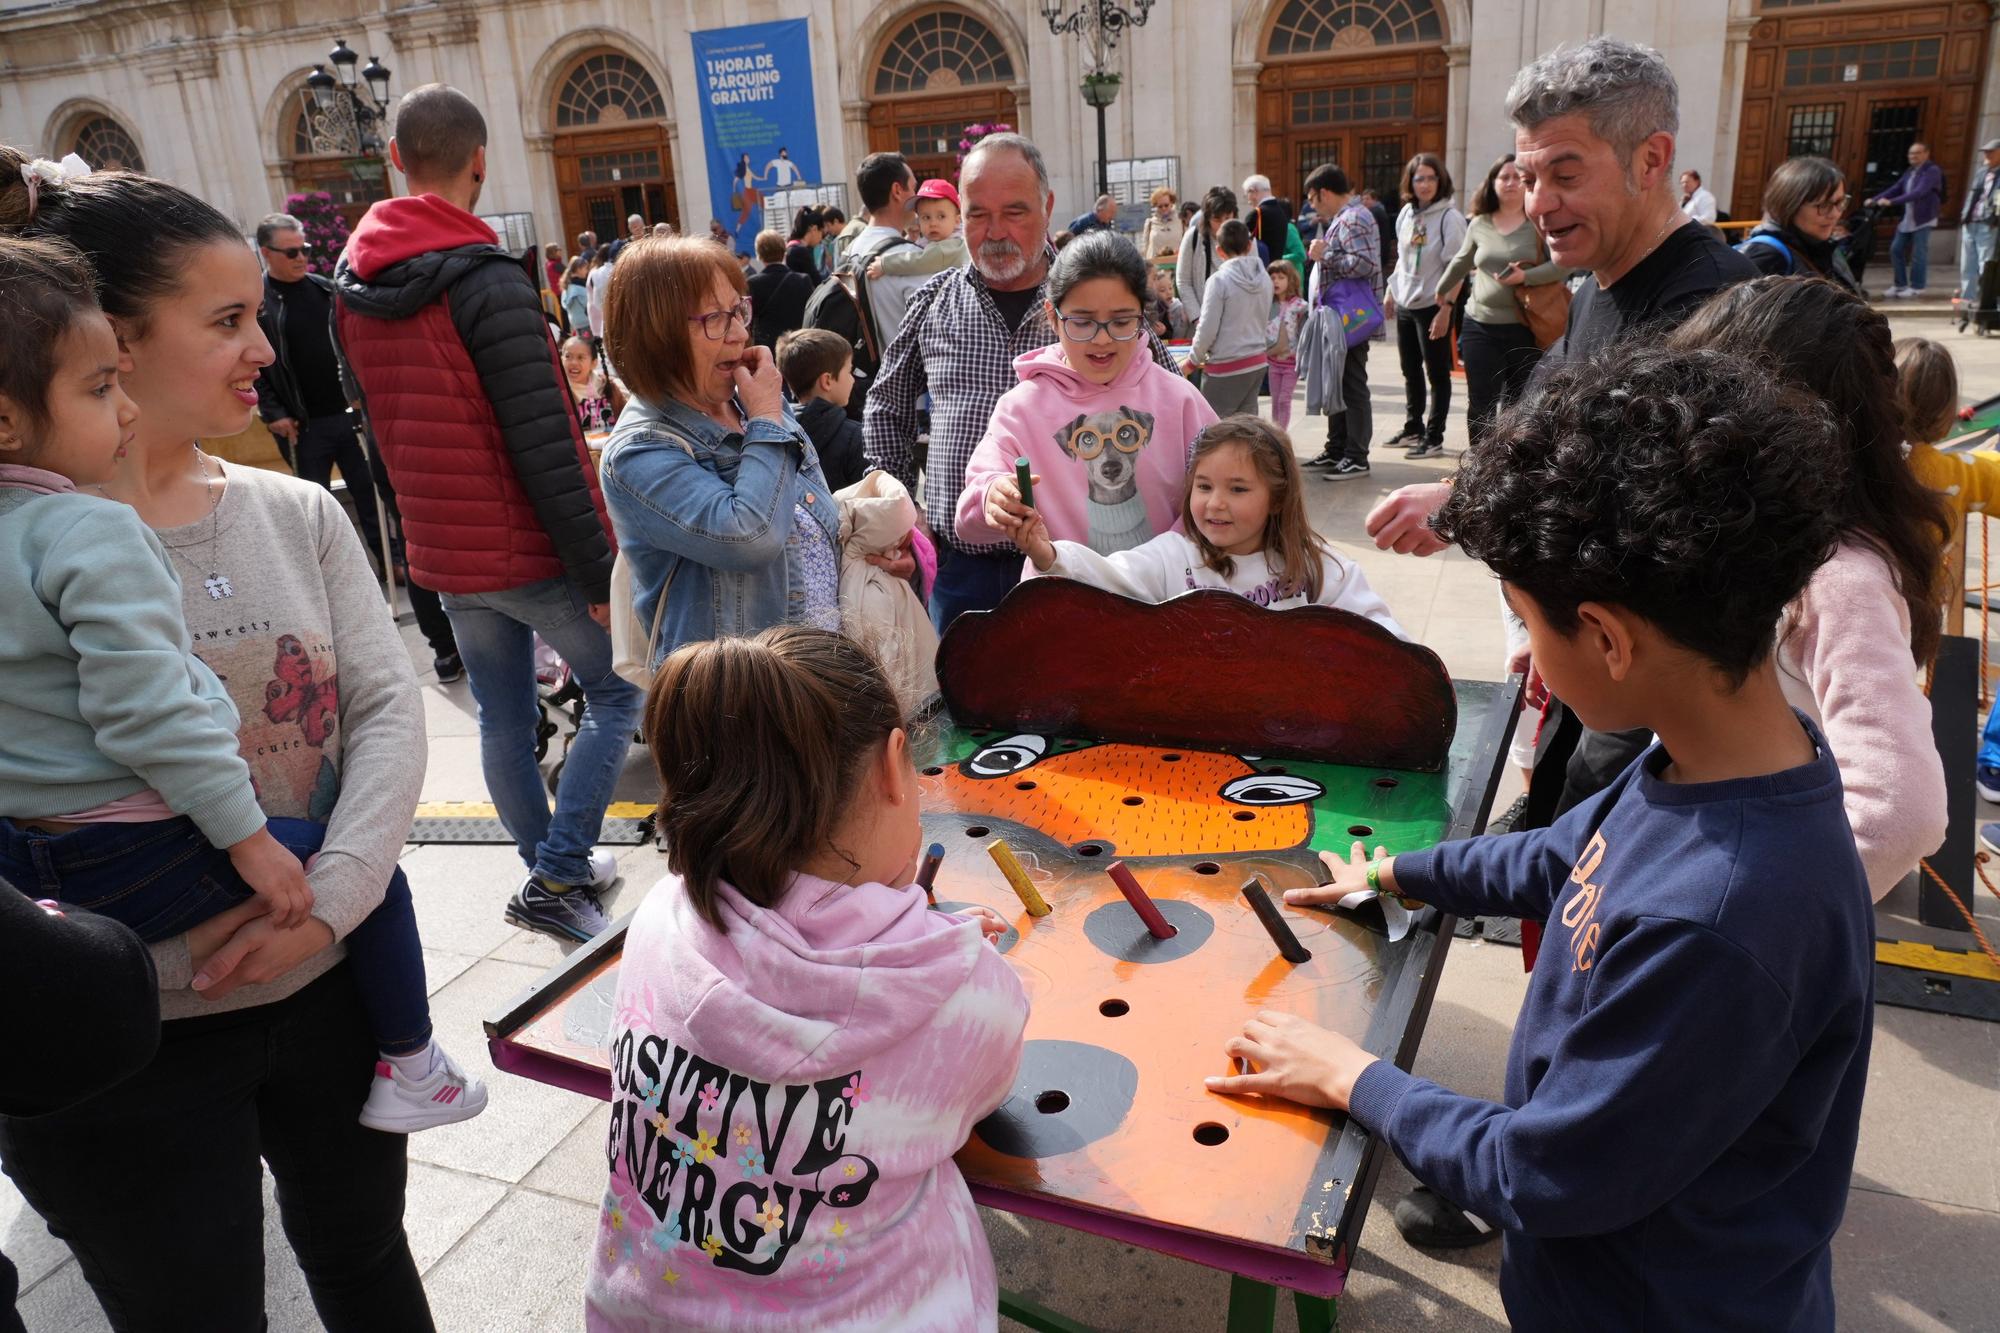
{"left": 1231, "top": 61, "right": 1261, "bottom": 195}
{"left": 1444, "top": 41, "right": 1471, "bottom": 195}
{"left": 1710, "top": 15, "right": 1758, "bottom": 210}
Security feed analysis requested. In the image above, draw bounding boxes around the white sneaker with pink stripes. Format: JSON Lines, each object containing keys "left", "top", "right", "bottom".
{"left": 358, "top": 1045, "right": 488, "bottom": 1133}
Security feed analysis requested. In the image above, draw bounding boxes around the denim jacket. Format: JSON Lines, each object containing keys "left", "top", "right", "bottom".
{"left": 600, "top": 393, "right": 838, "bottom": 666}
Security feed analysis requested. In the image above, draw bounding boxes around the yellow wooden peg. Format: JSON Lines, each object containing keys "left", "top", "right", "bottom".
{"left": 987, "top": 838, "right": 1051, "bottom": 917}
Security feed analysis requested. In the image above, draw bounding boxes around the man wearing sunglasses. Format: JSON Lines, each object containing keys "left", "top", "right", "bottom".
{"left": 334, "top": 84, "right": 638, "bottom": 944}
{"left": 253, "top": 213, "right": 384, "bottom": 564}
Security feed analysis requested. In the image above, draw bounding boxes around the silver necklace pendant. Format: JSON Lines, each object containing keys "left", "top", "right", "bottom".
{"left": 204, "top": 573, "right": 234, "bottom": 599}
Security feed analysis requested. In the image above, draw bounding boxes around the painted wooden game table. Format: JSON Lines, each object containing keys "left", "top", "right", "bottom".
{"left": 484, "top": 583, "right": 1519, "bottom": 1330}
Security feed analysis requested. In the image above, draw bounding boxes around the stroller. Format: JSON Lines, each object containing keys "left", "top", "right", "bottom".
{"left": 1836, "top": 201, "right": 1886, "bottom": 291}
{"left": 533, "top": 635, "right": 658, "bottom": 842}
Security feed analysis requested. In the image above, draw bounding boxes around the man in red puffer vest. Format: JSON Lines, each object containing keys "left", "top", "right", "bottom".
{"left": 334, "top": 83, "right": 637, "bottom": 946}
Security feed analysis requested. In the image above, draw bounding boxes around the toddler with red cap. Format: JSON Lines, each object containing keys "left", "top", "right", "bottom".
{"left": 868, "top": 178, "right": 969, "bottom": 280}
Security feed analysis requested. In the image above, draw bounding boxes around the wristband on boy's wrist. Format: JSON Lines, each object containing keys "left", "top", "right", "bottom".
{"left": 1366, "top": 858, "right": 1382, "bottom": 892}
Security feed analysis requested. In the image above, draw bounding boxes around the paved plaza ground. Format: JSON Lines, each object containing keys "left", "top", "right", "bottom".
{"left": 7, "top": 308, "right": 1998, "bottom": 1332}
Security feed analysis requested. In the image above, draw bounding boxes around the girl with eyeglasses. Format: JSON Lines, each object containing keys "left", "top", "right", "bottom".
{"left": 1738, "top": 156, "right": 1861, "bottom": 293}
{"left": 958, "top": 230, "right": 1216, "bottom": 558}
{"left": 1005, "top": 415, "right": 1407, "bottom": 634}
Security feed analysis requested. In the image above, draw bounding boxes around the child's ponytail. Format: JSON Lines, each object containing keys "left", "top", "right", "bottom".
{"left": 1894, "top": 337, "right": 1959, "bottom": 448}
{"left": 644, "top": 627, "right": 909, "bottom": 928}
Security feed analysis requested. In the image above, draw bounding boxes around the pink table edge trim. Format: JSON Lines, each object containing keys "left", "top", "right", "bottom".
{"left": 486, "top": 1037, "right": 1350, "bottom": 1299}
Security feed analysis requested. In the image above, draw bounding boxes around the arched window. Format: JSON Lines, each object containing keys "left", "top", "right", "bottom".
{"left": 555, "top": 51, "right": 667, "bottom": 129}
{"left": 874, "top": 9, "right": 1017, "bottom": 96}
{"left": 70, "top": 115, "right": 144, "bottom": 173}
{"left": 1266, "top": 0, "right": 1444, "bottom": 57}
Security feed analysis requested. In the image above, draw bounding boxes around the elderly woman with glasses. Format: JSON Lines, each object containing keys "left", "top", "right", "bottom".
{"left": 596, "top": 237, "right": 847, "bottom": 668}
{"left": 1739, "top": 156, "right": 1861, "bottom": 292}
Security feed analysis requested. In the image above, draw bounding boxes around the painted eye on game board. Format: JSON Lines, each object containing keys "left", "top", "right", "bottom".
{"left": 1219, "top": 773, "right": 1326, "bottom": 806}
{"left": 963, "top": 734, "right": 1049, "bottom": 779}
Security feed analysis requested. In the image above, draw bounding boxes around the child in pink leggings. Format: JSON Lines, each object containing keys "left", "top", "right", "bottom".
{"left": 1267, "top": 260, "right": 1306, "bottom": 428}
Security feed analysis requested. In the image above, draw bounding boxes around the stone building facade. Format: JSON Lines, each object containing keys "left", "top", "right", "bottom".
{"left": 2, "top": 0, "right": 1996, "bottom": 258}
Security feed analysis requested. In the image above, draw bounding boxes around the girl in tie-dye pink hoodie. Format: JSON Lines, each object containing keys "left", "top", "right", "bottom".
{"left": 585, "top": 628, "right": 1029, "bottom": 1332}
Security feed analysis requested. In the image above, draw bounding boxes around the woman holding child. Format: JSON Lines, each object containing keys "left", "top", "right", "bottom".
{"left": 0, "top": 151, "right": 438, "bottom": 1328}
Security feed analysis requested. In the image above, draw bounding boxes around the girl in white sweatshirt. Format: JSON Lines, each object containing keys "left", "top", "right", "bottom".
{"left": 1008, "top": 415, "right": 1407, "bottom": 636}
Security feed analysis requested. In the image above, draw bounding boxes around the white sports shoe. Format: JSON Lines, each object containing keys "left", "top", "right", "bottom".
{"left": 359, "top": 1045, "right": 489, "bottom": 1133}
{"left": 587, "top": 848, "right": 622, "bottom": 890}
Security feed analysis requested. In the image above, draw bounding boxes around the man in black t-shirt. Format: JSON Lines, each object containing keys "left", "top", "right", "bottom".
{"left": 253, "top": 213, "right": 383, "bottom": 561}
{"left": 1358, "top": 35, "right": 1759, "bottom": 1252}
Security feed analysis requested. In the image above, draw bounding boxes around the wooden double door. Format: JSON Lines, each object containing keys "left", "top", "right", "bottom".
{"left": 1733, "top": 2, "right": 1991, "bottom": 224}
{"left": 1256, "top": 47, "right": 1447, "bottom": 206}
{"left": 555, "top": 123, "right": 679, "bottom": 253}
{"left": 867, "top": 87, "right": 1018, "bottom": 186}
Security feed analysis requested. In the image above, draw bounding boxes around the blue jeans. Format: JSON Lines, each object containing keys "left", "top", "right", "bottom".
{"left": 1891, "top": 226, "right": 1933, "bottom": 290}
{"left": 0, "top": 815, "right": 430, "bottom": 1054}
{"left": 1959, "top": 223, "right": 1997, "bottom": 304}
{"left": 441, "top": 576, "right": 642, "bottom": 886}
{"left": 929, "top": 545, "right": 1023, "bottom": 635}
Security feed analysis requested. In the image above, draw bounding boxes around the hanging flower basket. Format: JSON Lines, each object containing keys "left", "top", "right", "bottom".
{"left": 1081, "top": 70, "right": 1123, "bottom": 109}
{"left": 955, "top": 121, "right": 1016, "bottom": 168}
{"left": 285, "top": 190, "right": 349, "bottom": 276}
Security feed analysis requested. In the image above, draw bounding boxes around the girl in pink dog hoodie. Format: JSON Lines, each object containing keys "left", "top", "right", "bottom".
{"left": 957, "top": 231, "right": 1216, "bottom": 557}
{"left": 584, "top": 628, "right": 1028, "bottom": 1332}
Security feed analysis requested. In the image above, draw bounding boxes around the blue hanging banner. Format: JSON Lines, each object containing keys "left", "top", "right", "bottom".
{"left": 690, "top": 19, "right": 822, "bottom": 256}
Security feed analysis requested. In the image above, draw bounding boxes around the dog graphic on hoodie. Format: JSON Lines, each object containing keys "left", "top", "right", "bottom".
{"left": 1055, "top": 407, "right": 1157, "bottom": 554}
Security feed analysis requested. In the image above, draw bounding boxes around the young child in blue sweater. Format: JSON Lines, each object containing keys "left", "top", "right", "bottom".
{"left": 1208, "top": 342, "right": 1874, "bottom": 1331}
{"left": 0, "top": 235, "right": 482, "bottom": 1132}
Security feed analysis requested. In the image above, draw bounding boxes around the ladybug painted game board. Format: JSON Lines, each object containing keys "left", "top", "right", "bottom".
{"left": 487, "top": 584, "right": 1517, "bottom": 1293}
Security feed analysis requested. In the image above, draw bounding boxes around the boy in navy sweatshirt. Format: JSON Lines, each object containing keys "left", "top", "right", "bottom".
{"left": 1208, "top": 343, "right": 1875, "bottom": 1332}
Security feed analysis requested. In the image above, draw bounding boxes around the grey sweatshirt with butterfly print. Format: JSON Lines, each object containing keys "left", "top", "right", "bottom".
{"left": 144, "top": 463, "right": 424, "bottom": 1018}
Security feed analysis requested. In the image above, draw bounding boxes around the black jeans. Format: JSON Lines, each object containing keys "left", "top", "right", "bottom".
{"left": 0, "top": 965, "right": 434, "bottom": 1333}
{"left": 1458, "top": 317, "right": 1542, "bottom": 447}
{"left": 364, "top": 446, "right": 457, "bottom": 660}
{"left": 1394, "top": 306, "right": 1452, "bottom": 446}
{"left": 1328, "top": 339, "right": 1373, "bottom": 464}
{"left": 292, "top": 414, "right": 385, "bottom": 563}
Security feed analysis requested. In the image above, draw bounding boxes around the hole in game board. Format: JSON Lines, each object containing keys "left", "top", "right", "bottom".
{"left": 1348, "top": 824, "right": 1374, "bottom": 837}
{"left": 1232, "top": 811, "right": 1256, "bottom": 822}
{"left": 1074, "top": 841, "right": 1107, "bottom": 858}
{"left": 964, "top": 825, "right": 991, "bottom": 838}
{"left": 1264, "top": 765, "right": 1289, "bottom": 774}
{"left": 1121, "top": 795, "right": 1144, "bottom": 806}
{"left": 1035, "top": 1090, "right": 1071, "bottom": 1115}
{"left": 1373, "top": 776, "right": 1399, "bottom": 789}
{"left": 1099, "top": 998, "right": 1129, "bottom": 1017}
{"left": 1015, "top": 780, "right": 1038, "bottom": 791}
{"left": 1162, "top": 753, "right": 1182, "bottom": 762}
{"left": 975, "top": 1040, "right": 1137, "bottom": 1159}
{"left": 1193, "top": 862, "right": 1221, "bottom": 875}
{"left": 1193, "top": 1122, "right": 1230, "bottom": 1146}
{"left": 922, "top": 766, "right": 943, "bottom": 776}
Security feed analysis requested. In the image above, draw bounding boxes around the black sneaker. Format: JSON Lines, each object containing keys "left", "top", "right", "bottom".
{"left": 1404, "top": 440, "right": 1445, "bottom": 460}
{"left": 1301, "top": 452, "right": 1341, "bottom": 469}
{"left": 433, "top": 652, "right": 464, "bottom": 684}
{"left": 505, "top": 876, "right": 611, "bottom": 943}
{"left": 1324, "top": 458, "right": 1371, "bottom": 480}
{"left": 1392, "top": 1185, "right": 1498, "bottom": 1249}
{"left": 1388, "top": 424, "right": 1423, "bottom": 447}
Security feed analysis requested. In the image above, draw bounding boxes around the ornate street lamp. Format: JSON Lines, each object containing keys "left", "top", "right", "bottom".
{"left": 299, "top": 36, "right": 393, "bottom": 157}
{"left": 1041, "top": 0, "right": 1155, "bottom": 200}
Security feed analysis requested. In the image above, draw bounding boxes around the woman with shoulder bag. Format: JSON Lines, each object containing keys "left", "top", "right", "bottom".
{"left": 1430, "top": 154, "right": 1573, "bottom": 448}
{"left": 597, "top": 239, "right": 918, "bottom": 678}
{"left": 1384, "top": 153, "right": 1467, "bottom": 460}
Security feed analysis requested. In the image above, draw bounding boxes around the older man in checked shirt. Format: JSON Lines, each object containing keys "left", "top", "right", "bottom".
{"left": 864, "top": 132, "right": 1176, "bottom": 632}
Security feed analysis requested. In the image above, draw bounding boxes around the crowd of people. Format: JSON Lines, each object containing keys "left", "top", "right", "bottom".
{"left": 0, "top": 28, "right": 1983, "bottom": 1333}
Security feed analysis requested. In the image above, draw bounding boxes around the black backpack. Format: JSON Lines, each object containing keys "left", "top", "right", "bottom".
{"left": 802, "top": 233, "right": 916, "bottom": 420}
